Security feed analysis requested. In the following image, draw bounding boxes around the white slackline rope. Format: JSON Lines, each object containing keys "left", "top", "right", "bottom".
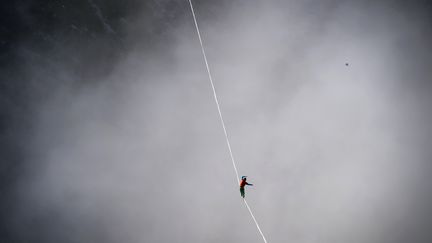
{"left": 244, "top": 199, "right": 268, "bottom": 243}
{"left": 187, "top": 1, "right": 268, "bottom": 242}
{"left": 187, "top": 0, "right": 240, "bottom": 185}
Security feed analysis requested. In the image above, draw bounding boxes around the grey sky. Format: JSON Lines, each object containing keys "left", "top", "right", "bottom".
{"left": 2, "top": 0, "right": 432, "bottom": 242}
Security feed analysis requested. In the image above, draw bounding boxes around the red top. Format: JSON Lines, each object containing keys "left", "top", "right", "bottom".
{"left": 240, "top": 178, "right": 248, "bottom": 188}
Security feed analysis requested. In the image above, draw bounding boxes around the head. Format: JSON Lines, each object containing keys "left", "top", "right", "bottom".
{"left": 241, "top": 176, "right": 247, "bottom": 181}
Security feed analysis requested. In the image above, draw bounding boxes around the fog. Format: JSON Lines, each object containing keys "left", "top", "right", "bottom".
{"left": 4, "top": 0, "right": 432, "bottom": 242}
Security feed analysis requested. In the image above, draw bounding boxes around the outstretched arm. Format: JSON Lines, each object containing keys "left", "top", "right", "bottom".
{"left": 246, "top": 182, "right": 253, "bottom": 186}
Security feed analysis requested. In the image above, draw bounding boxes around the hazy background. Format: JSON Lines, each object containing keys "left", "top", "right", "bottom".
{"left": 1, "top": 0, "right": 432, "bottom": 242}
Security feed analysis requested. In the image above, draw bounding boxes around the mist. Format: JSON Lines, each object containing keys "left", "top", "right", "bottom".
{"left": 2, "top": 0, "right": 432, "bottom": 242}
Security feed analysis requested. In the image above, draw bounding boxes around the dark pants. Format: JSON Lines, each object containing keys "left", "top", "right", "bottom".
{"left": 240, "top": 187, "right": 245, "bottom": 198}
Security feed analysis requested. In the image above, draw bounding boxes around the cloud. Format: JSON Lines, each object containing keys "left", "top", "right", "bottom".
{"left": 4, "top": 0, "right": 432, "bottom": 242}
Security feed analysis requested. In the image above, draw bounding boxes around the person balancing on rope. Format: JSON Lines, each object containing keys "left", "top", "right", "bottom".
{"left": 240, "top": 176, "right": 253, "bottom": 198}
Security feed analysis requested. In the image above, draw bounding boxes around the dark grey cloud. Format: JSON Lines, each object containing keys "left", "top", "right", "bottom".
{"left": 1, "top": 0, "right": 432, "bottom": 242}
